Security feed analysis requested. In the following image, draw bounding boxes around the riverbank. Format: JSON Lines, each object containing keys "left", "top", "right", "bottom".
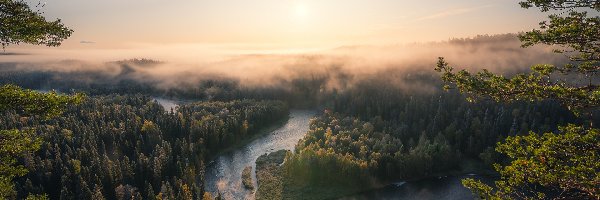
{"left": 203, "top": 110, "right": 317, "bottom": 199}
{"left": 254, "top": 150, "right": 365, "bottom": 200}
{"left": 340, "top": 160, "right": 498, "bottom": 200}
{"left": 205, "top": 112, "right": 290, "bottom": 161}
{"left": 255, "top": 150, "right": 288, "bottom": 200}
{"left": 254, "top": 156, "right": 496, "bottom": 200}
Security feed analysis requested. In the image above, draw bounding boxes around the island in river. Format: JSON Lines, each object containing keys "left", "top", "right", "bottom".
{"left": 253, "top": 149, "right": 493, "bottom": 200}
{"left": 198, "top": 109, "right": 493, "bottom": 200}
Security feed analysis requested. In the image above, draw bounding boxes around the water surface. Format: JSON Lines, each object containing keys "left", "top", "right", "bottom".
{"left": 204, "top": 110, "right": 316, "bottom": 200}
{"left": 340, "top": 175, "right": 494, "bottom": 200}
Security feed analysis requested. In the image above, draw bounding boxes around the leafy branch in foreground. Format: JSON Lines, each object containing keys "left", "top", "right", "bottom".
{"left": 0, "top": 129, "right": 42, "bottom": 199}
{"left": 0, "top": 0, "right": 73, "bottom": 49}
{"left": 0, "top": 84, "right": 84, "bottom": 118}
{"left": 519, "top": 0, "right": 600, "bottom": 11}
{"left": 0, "top": 85, "right": 83, "bottom": 199}
{"left": 435, "top": 58, "right": 600, "bottom": 115}
{"left": 435, "top": 0, "right": 600, "bottom": 199}
{"left": 463, "top": 125, "right": 600, "bottom": 199}
{"left": 1, "top": 1, "right": 76, "bottom": 198}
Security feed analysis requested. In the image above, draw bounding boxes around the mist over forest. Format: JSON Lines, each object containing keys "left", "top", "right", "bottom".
{"left": 2, "top": 32, "right": 596, "bottom": 200}
{"left": 0, "top": 34, "right": 565, "bottom": 105}
{"left": 0, "top": 0, "right": 600, "bottom": 200}
{"left": 3, "top": 0, "right": 599, "bottom": 199}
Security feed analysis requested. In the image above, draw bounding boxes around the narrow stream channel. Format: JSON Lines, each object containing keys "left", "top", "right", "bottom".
{"left": 204, "top": 110, "right": 317, "bottom": 200}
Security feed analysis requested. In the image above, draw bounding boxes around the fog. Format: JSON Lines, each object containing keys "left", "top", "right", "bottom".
{"left": 0, "top": 34, "right": 565, "bottom": 98}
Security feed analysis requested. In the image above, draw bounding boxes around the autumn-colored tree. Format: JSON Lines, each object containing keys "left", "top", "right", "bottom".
{"left": 436, "top": 0, "right": 600, "bottom": 199}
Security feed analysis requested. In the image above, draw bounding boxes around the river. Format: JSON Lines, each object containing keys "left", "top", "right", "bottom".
{"left": 75, "top": 96, "right": 493, "bottom": 199}
{"left": 204, "top": 110, "right": 317, "bottom": 200}
{"left": 167, "top": 104, "right": 491, "bottom": 200}
{"left": 340, "top": 175, "right": 494, "bottom": 200}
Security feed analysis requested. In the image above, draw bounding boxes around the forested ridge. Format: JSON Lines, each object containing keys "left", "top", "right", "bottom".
{"left": 2, "top": 0, "right": 598, "bottom": 199}
{"left": 2, "top": 60, "right": 595, "bottom": 199}
{"left": 2, "top": 62, "right": 593, "bottom": 199}
{"left": 0, "top": 95, "right": 287, "bottom": 199}
{"left": 231, "top": 69, "right": 596, "bottom": 199}
{"left": 0, "top": 60, "right": 326, "bottom": 108}
{"left": 265, "top": 74, "right": 590, "bottom": 199}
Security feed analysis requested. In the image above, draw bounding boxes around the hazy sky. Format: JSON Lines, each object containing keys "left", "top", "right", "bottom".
{"left": 8, "top": 0, "right": 553, "bottom": 61}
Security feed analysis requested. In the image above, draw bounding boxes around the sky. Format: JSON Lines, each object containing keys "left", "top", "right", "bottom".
{"left": 10, "top": 0, "right": 550, "bottom": 60}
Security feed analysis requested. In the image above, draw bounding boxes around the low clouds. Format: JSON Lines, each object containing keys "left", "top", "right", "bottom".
{"left": 0, "top": 34, "right": 565, "bottom": 92}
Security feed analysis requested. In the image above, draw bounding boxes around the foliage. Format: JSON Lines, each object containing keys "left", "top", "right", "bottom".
{"left": 0, "top": 129, "right": 41, "bottom": 199}
{"left": 0, "top": 61, "right": 330, "bottom": 108}
{"left": 264, "top": 68, "right": 585, "bottom": 198}
{"left": 0, "top": 84, "right": 84, "bottom": 118}
{"left": 436, "top": 1, "right": 599, "bottom": 115}
{"left": 0, "top": 0, "right": 73, "bottom": 49}
{"left": 0, "top": 85, "right": 82, "bottom": 200}
{"left": 285, "top": 111, "right": 458, "bottom": 185}
{"left": 0, "top": 3, "right": 75, "bottom": 192}
{"left": 436, "top": 0, "right": 600, "bottom": 199}
{"left": 436, "top": 58, "right": 600, "bottom": 115}
{"left": 518, "top": 0, "right": 600, "bottom": 11}
{"left": 0, "top": 95, "right": 288, "bottom": 199}
{"left": 463, "top": 125, "right": 600, "bottom": 199}
{"left": 0, "top": 0, "right": 73, "bottom": 48}
{"left": 255, "top": 150, "right": 287, "bottom": 200}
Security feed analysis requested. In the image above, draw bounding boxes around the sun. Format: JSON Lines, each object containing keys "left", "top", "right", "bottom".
{"left": 294, "top": 3, "right": 309, "bottom": 19}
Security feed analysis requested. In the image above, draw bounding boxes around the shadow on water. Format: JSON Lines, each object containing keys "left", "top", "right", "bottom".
{"left": 340, "top": 175, "right": 495, "bottom": 200}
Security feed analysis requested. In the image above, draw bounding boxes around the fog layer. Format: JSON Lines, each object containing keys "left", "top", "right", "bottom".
{"left": 0, "top": 34, "right": 565, "bottom": 104}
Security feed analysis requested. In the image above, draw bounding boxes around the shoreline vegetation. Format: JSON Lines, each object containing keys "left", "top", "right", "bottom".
{"left": 242, "top": 166, "right": 254, "bottom": 190}
{"left": 254, "top": 150, "right": 497, "bottom": 200}
{"left": 255, "top": 150, "right": 288, "bottom": 200}
{"left": 0, "top": 94, "right": 290, "bottom": 199}
{"left": 1, "top": 30, "right": 592, "bottom": 200}
{"left": 2, "top": 0, "right": 598, "bottom": 198}
{"left": 205, "top": 113, "right": 291, "bottom": 162}
{"left": 254, "top": 150, "right": 375, "bottom": 200}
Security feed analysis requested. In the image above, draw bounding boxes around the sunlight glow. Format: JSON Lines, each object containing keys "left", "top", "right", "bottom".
{"left": 294, "top": 3, "right": 309, "bottom": 20}
{"left": 14, "top": 0, "right": 539, "bottom": 50}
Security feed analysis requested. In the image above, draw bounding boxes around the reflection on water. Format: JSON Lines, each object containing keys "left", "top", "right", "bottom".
{"left": 340, "top": 175, "right": 494, "bottom": 200}
{"left": 204, "top": 110, "right": 316, "bottom": 200}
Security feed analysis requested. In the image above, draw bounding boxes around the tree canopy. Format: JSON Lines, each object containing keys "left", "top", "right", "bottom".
{"left": 0, "top": 85, "right": 84, "bottom": 118}
{"left": 0, "top": 85, "right": 83, "bottom": 199}
{"left": 436, "top": 0, "right": 600, "bottom": 199}
{"left": 0, "top": 0, "right": 73, "bottom": 49}
{"left": 436, "top": 0, "right": 599, "bottom": 114}
{"left": 1, "top": 1, "right": 76, "bottom": 198}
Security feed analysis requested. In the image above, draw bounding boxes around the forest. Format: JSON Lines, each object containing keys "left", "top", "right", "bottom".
{"left": 1, "top": 56, "right": 594, "bottom": 199}
{"left": 1, "top": 0, "right": 598, "bottom": 198}
{"left": 0, "top": 94, "right": 287, "bottom": 199}
{"left": 252, "top": 71, "right": 593, "bottom": 199}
